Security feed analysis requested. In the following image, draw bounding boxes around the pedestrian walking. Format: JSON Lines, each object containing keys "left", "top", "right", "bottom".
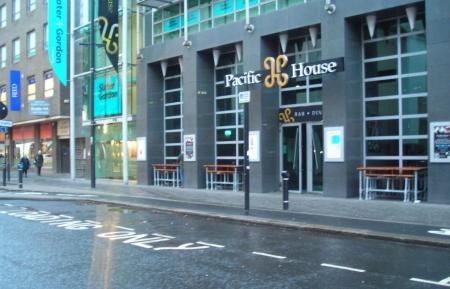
{"left": 34, "top": 150, "right": 44, "bottom": 176}
{"left": 19, "top": 155, "right": 30, "bottom": 177}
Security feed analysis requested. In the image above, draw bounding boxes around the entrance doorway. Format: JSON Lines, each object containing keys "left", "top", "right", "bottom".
{"left": 281, "top": 123, "right": 323, "bottom": 193}
{"left": 59, "top": 139, "right": 70, "bottom": 173}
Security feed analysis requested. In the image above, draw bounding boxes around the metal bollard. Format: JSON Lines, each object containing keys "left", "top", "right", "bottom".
{"left": 2, "top": 166, "right": 6, "bottom": 186}
{"left": 7, "top": 163, "right": 10, "bottom": 181}
{"left": 18, "top": 164, "right": 23, "bottom": 189}
{"left": 281, "top": 170, "right": 289, "bottom": 210}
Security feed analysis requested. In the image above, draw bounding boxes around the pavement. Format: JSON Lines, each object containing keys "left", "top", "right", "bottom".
{"left": 1, "top": 172, "right": 450, "bottom": 248}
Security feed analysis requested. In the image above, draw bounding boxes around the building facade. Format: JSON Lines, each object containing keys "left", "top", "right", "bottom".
{"left": 0, "top": 0, "right": 70, "bottom": 174}
{"left": 136, "top": 0, "right": 450, "bottom": 204}
{"left": 71, "top": 0, "right": 144, "bottom": 179}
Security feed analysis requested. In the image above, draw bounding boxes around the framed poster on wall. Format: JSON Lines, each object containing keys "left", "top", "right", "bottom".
{"left": 324, "top": 126, "right": 344, "bottom": 162}
{"left": 184, "top": 134, "right": 196, "bottom": 162}
{"left": 430, "top": 122, "right": 450, "bottom": 163}
{"left": 136, "top": 137, "right": 146, "bottom": 161}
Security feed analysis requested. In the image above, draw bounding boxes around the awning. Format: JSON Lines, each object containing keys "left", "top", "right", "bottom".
{"left": 137, "top": 0, "right": 180, "bottom": 9}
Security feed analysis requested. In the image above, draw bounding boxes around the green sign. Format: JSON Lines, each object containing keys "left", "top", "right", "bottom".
{"left": 94, "top": 75, "right": 122, "bottom": 118}
{"left": 163, "top": 16, "right": 181, "bottom": 32}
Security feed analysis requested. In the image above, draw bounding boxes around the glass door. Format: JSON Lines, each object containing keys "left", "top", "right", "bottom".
{"left": 307, "top": 123, "right": 323, "bottom": 192}
{"left": 281, "top": 126, "right": 300, "bottom": 191}
{"left": 282, "top": 123, "right": 323, "bottom": 193}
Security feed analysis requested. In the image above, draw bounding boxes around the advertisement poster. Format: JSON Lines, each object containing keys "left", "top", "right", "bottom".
{"left": 324, "top": 126, "right": 344, "bottom": 162}
{"left": 183, "top": 134, "right": 196, "bottom": 162}
{"left": 136, "top": 137, "right": 146, "bottom": 161}
{"left": 430, "top": 122, "right": 450, "bottom": 163}
{"left": 94, "top": 75, "right": 122, "bottom": 118}
{"left": 248, "top": 131, "right": 260, "bottom": 162}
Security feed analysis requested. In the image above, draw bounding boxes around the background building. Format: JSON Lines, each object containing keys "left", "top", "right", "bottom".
{"left": 0, "top": 0, "right": 70, "bottom": 174}
{"left": 136, "top": 0, "right": 450, "bottom": 204}
{"left": 71, "top": 0, "right": 145, "bottom": 179}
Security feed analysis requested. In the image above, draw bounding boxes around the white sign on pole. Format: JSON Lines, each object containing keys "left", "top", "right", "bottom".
{"left": 238, "top": 91, "right": 250, "bottom": 103}
{"left": 0, "top": 120, "right": 13, "bottom": 127}
{"left": 136, "top": 137, "right": 146, "bottom": 161}
{"left": 324, "top": 126, "right": 344, "bottom": 162}
{"left": 248, "top": 130, "right": 260, "bottom": 162}
{"left": 184, "top": 134, "right": 196, "bottom": 162}
{"left": 429, "top": 121, "right": 450, "bottom": 163}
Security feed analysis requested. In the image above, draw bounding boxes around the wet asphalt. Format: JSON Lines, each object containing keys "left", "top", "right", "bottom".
{"left": 0, "top": 199, "right": 449, "bottom": 289}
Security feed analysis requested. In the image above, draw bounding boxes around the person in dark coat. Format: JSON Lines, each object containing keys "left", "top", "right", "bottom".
{"left": 20, "top": 155, "right": 30, "bottom": 177}
{"left": 35, "top": 150, "right": 44, "bottom": 176}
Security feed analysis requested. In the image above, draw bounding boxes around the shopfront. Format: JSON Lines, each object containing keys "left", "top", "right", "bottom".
{"left": 138, "top": 0, "right": 450, "bottom": 203}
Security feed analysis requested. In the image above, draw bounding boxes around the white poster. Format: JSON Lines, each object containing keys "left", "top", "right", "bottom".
{"left": 430, "top": 121, "right": 450, "bottom": 163}
{"left": 136, "top": 137, "right": 146, "bottom": 161}
{"left": 248, "top": 130, "right": 260, "bottom": 162}
{"left": 184, "top": 134, "right": 196, "bottom": 162}
{"left": 324, "top": 126, "right": 344, "bottom": 162}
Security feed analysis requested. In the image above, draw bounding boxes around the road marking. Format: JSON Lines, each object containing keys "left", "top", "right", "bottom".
{"left": 15, "top": 192, "right": 47, "bottom": 195}
{"left": 115, "top": 226, "right": 134, "bottom": 231}
{"left": 152, "top": 233, "right": 175, "bottom": 239}
{"left": 196, "top": 241, "right": 225, "bottom": 248}
{"left": 56, "top": 194, "right": 77, "bottom": 197}
{"left": 321, "top": 263, "right": 366, "bottom": 273}
{"left": 428, "top": 228, "right": 450, "bottom": 237}
{"left": 252, "top": 252, "right": 286, "bottom": 260}
{"left": 77, "top": 194, "right": 97, "bottom": 197}
{"left": 4, "top": 204, "right": 14, "bottom": 207}
{"left": 59, "top": 215, "right": 74, "bottom": 219}
{"left": 410, "top": 277, "right": 450, "bottom": 287}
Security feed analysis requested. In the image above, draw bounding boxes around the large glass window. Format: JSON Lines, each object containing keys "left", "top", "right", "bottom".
{"left": 12, "top": 38, "right": 20, "bottom": 63}
{"left": 215, "top": 51, "right": 243, "bottom": 165}
{"left": 0, "top": 45, "right": 6, "bottom": 68}
{"left": 27, "top": 30, "right": 36, "bottom": 57}
{"left": 163, "top": 63, "right": 183, "bottom": 163}
{"left": 27, "top": 75, "right": 36, "bottom": 101}
{"left": 27, "top": 0, "right": 36, "bottom": 12}
{"left": 44, "top": 71, "right": 54, "bottom": 98}
{"left": 12, "top": 0, "right": 20, "bottom": 21}
{"left": 280, "top": 33, "right": 322, "bottom": 107}
{"left": 152, "top": 0, "right": 307, "bottom": 44}
{"left": 43, "top": 23, "right": 48, "bottom": 50}
{"left": 0, "top": 5, "right": 6, "bottom": 28}
{"left": 363, "top": 13, "right": 427, "bottom": 167}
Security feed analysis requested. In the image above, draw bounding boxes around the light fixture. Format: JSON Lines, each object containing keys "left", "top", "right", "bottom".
{"left": 324, "top": 0, "right": 336, "bottom": 15}
{"left": 245, "top": 24, "right": 254, "bottom": 33}
{"left": 182, "top": 40, "right": 192, "bottom": 48}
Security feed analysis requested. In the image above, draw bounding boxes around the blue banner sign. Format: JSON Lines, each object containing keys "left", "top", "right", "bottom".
{"left": 48, "top": 0, "right": 68, "bottom": 86}
{"left": 163, "top": 16, "right": 181, "bottom": 33}
{"left": 9, "top": 70, "right": 21, "bottom": 111}
{"left": 94, "top": 75, "right": 122, "bottom": 118}
{"left": 236, "top": 0, "right": 259, "bottom": 10}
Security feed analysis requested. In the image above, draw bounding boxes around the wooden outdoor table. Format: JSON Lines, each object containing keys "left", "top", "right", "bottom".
{"left": 356, "top": 167, "right": 427, "bottom": 202}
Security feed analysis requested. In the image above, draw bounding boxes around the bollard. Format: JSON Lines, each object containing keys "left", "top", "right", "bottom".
{"left": 18, "top": 163, "right": 23, "bottom": 189}
{"left": 7, "top": 163, "right": 10, "bottom": 181}
{"left": 2, "top": 166, "right": 5, "bottom": 186}
{"left": 281, "top": 170, "right": 289, "bottom": 210}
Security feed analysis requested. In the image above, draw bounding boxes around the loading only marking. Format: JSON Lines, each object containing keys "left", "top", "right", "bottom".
{"left": 410, "top": 276, "right": 450, "bottom": 287}
{"left": 0, "top": 204, "right": 224, "bottom": 252}
{"left": 428, "top": 228, "right": 450, "bottom": 237}
{"left": 320, "top": 263, "right": 366, "bottom": 273}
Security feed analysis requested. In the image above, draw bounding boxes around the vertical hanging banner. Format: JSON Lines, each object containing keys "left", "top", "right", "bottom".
{"left": 47, "top": 0, "right": 68, "bottom": 86}
{"left": 9, "top": 70, "right": 21, "bottom": 111}
{"left": 98, "top": 0, "right": 119, "bottom": 72}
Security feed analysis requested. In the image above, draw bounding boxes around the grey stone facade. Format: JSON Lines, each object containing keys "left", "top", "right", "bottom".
{"left": 138, "top": 0, "right": 450, "bottom": 204}
{"left": 0, "top": 0, "right": 70, "bottom": 173}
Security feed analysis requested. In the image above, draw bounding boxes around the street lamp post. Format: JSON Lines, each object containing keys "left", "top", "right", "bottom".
{"left": 89, "top": 0, "right": 96, "bottom": 188}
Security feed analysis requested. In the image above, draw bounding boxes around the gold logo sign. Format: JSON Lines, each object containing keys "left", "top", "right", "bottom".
{"left": 279, "top": 108, "right": 295, "bottom": 123}
{"left": 98, "top": 16, "right": 119, "bottom": 54}
{"left": 264, "top": 55, "right": 289, "bottom": 88}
